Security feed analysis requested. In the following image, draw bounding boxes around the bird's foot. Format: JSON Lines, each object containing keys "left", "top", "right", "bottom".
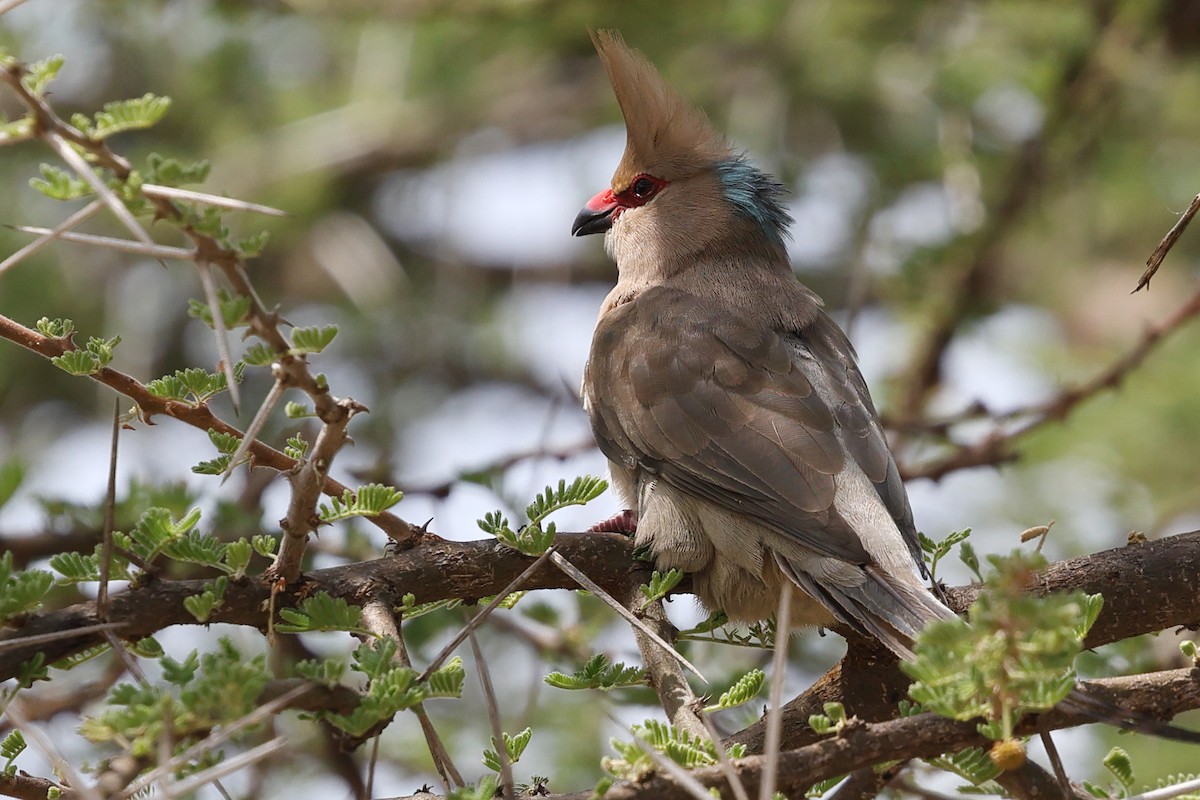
{"left": 588, "top": 509, "right": 639, "bottom": 534}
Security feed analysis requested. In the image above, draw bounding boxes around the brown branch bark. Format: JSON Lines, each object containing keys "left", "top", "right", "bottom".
{"left": 0, "top": 312, "right": 421, "bottom": 544}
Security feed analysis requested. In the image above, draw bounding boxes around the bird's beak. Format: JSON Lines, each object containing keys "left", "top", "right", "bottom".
{"left": 572, "top": 189, "right": 618, "bottom": 236}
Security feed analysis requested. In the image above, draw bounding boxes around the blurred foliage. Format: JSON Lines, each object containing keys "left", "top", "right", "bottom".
{"left": 4, "top": 0, "right": 1200, "bottom": 793}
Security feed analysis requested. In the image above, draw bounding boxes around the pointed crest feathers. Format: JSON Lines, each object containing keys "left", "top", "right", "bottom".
{"left": 590, "top": 30, "right": 728, "bottom": 189}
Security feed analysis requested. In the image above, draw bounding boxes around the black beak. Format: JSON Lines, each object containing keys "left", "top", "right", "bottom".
{"left": 571, "top": 205, "right": 615, "bottom": 237}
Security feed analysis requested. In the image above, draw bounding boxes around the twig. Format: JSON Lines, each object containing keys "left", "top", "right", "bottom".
{"left": 97, "top": 398, "right": 120, "bottom": 617}
{"left": 2, "top": 700, "right": 102, "bottom": 800}
{"left": 44, "top": 131, "right": 157, "bottom": 251}
{"left": 0, "top": 200, "right": 103, "bottom": 275}
{"left": 361, "top": 600, "right": 462, "bottom": 789}
{"left": 700, "top": 709, "right": 750, "bottom": 800}
{"left": 157, "top": 737, "right": 287, "bottom": 800}
{"left": 621, "top": 719, "right": 714, "bottom": 800}
{"left": 892, "top": 4, "right": 1120, "bottom": 435}
{"left": 141, "top": 184, "right": 288, "bottom": 217}
{"left": 222, "top": 374, "right": 285, "bottom": 483}
{"left": 549, "top": 550, "right": 706, "bottom": 682}
{"left": 196, "top": 260, "right": 241, "bottom": 413}
{"left": 1038, "top": 730, "right": 1072, "bottom": 798}
{"left": 902, "top": 279, "right": 1200, "bottom": 481}
{"left": 5, "top": 225, "right": 194, "bottom": 261}
{"left": 117, "top": 684, "right": 311, "bottom": 800}
{"left": 1134, "top": 192, "right": 1200, "bottom": 292}
{"left": 417, "top": 547, "right": 557, "bottom": 682}
{"left": 627, "top": 584, "right": 705, "bottom": 739}
{"left": 758, "top": 581, "right": 792, "bottom": 800}
{"left": 0, "top": 621, "right": 126, "bottom": 653}
{"left": 468, "top": 624, "right": 514, "bottom": 800}
{"left": 1128, "top": 775, "right": 1200, "bottom": 800}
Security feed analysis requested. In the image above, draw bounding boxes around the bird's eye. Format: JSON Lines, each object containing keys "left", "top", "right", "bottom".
{"left": 632, "top": 177, "right": 656, "bottom": 198}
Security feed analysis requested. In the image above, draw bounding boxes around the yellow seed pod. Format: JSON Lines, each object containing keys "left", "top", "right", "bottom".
{"left": 989, "top": 739, "right": 1027, "bottom": 771}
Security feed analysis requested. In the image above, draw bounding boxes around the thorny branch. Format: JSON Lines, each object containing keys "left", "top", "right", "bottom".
{"left": 0, "top": 60, "right": 424, "bottom": 576}
{"left": 893, "top": 0, "right": 1121, "bottom": 433}
{"left": 898, "top": 278, "right": 1200, "bottom": 481}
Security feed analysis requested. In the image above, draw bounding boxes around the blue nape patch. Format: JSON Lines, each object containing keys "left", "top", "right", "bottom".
{"left": 715, "top": 155, "right": 792, "bottom": 245}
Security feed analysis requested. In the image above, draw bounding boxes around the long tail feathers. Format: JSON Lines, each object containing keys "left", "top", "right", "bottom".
{"left": 775, "top": 554, "right": 1200, "bottom": 743}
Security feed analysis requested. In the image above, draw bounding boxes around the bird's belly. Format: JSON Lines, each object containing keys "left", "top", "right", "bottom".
{"left": 633, "top": 476, "right": 834, "bottom": 627}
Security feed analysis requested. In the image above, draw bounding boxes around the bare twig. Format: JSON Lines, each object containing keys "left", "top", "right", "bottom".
{"left": 1134, "top": 192, "right": 1200, "bottom": 292}
{"left": 157, "top": 737, "right": 287, "bottom": 800}
{"left": 5, "top": 225, "right": 194, "bottom": 261}
{"left": 468, "top": 625, "right": 514, "bottom": 800}
{"left": 222, "top": 375, "right": 285, "bottom": 483}
{"left": 417, "top": 547, "right": 557, "bottom": 682}
{"left": 1039, "top": 730, "right": 1073, "bottom": 798}
{"left": 141, "top": 184, "right": 288, "bottom": 217}
{"left": 97, "top": 399, "right": 120, "bottom": 616}
{"left": 0, "top": 621, "right": 127, "bottom": 653}
{"left": 549, "top": 550, "right": 706, "bottom": 682}
{"left": 0, "top": 200, "right": 103, "bottom": 275}
{"left": 361, "top": 600, "right": 462, "bottom": 789}
{"left": 758, "top": 581, "right": 792, "bottom": 800}
{"left": 627, "top": 585, "right": 705, "bottom": 739}
{"left": 902, "top": 280, "right": 1200, "bottom": 481}
{"left": 118, "top": 684, "right": 310, "bottom": 800}
{"left": 196, "top": 260, "right": 241, "bottom": 413}
{"left": 2, "top": 701, "right": 102, "bottom": 800}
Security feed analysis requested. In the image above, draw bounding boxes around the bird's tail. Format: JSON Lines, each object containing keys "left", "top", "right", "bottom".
{"left": 776, "top": 554, "right": 1200, "bottom": 743}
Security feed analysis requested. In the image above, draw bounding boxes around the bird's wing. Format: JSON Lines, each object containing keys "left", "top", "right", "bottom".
{"left": 586, "top": 286, "right": 920, "bottom": 568}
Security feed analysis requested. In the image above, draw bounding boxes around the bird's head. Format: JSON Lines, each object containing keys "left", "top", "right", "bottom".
{"left": 572, "top": 31, "right": 791, "bottom": 272}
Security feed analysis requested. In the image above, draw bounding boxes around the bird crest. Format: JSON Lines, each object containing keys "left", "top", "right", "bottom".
{"left": 591, "top": 30, "right": 729, "bottom": 190}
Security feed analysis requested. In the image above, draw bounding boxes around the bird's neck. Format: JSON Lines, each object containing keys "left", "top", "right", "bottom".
{"left": 602, "top": 243, "right": 823, "bottom": 331}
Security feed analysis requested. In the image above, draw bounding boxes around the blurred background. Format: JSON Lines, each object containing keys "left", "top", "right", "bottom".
{"left": 2, "top": 0, "right": 1200, "bottom": 795}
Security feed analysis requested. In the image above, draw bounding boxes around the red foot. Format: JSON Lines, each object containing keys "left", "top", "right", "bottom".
{"left": 588, "top": 509, "right": 638, "bottom": 534}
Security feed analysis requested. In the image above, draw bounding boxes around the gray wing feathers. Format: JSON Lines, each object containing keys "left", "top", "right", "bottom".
{"left": 585, "top": 285, "right": 939, "bottom": 646}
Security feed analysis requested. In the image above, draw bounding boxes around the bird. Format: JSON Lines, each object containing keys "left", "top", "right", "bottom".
{"left": 571, "top": 30, "right": 1200, "bottom": 743}
{"left": 574, "top": 29, "right": 951, "bottom": 656}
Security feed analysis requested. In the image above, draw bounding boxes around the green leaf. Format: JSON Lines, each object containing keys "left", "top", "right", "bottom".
{"left": 183, "top": 577, "right": 227, "bottom": 623}
{"left": 276, "top": 592, "right": 368, "bottom": 634}
{"left": 237, "top": 231, "right": 270, "bottom": 258}
{"left": 147, "top": 366, "right": 240, "bottom": 405}
{"left": 284, "top": 401, "right": 313, "bottom": 418}
{"left": 284, "top": 434, "right": 308, "bottom": 460}
{"left": 224, "top": 539, "right": 253, "bottom": 579}
{"left": 30, "top": 163, "right": 90, "bottom": 200}
{"left": 526, "top": 476, "right": 608, "bottom": 527}
{"left": 295, "top": 657, "right": 348, "bottom": 687}
{"left": 483, "top": 727, "right": 532, "bottom": 773}
{"left": 243, "top": 342, "right": 276, "bottom": 367}
{"left": 426, "top": 656, "right": 465, "bottom": 699}
{"left": 544, "top": 653, "right": 646, "bottom": 691}
{"left": 1103, "top": 746, "right": 1135, "bottom": 790}
{"left": 188, "top": 289, "right": 251, "bottom": 330}
{"left": 0, "top": 552, "right": 54, "bottom": 625}
{"left": 0, "top": 730, "right": 26, "bottom": 772}
{"left": 703, "top": 669, "right": 764, "bottom": 712}
{"left": 903, "top": 551, "right": 1094, "bottom": 742}
{"left": 35, "top": 317, "right": 74, "bottom": 339}
{"left": 290, "top": 324, "right": 338, "bottom": 354}
{"left": 0, "top": 458, "right": 24, "bottom": 510}
{"left": 639, "top": 569, "right": 683, "bottom": 607}
{"left": 88, "top": 93, "right": 171, "bottom": 139}
{"left": 21, "top": 54, "right": 64, "bottom": 95}
{"left": 50, "top": 349, "right": 102, "bottom": 376}
{"left": 317, "top": 484, "right": 403, "bottom": 523}
{"left": 144, "top": 152, "right": 210, "bottom": 186}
